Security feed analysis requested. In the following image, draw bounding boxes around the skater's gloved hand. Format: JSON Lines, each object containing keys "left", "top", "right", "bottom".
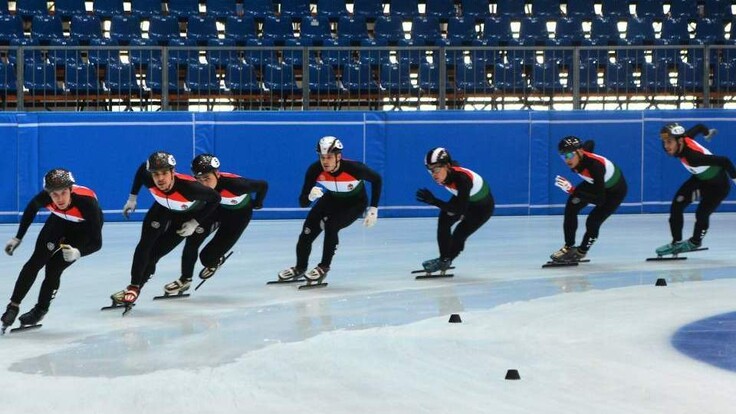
{"left": 61, "top": 244, "right": 81, "bottom": 262}
{"left": 732, "top": 178, "right": 736, "bottom": 186}
{"left": 4, "top": 237, "right": 21, "bottom": 256}
{"left": 554, "top": 175, "right": 575, "bottom": 194}
{"left": 122, "top": 194, "right": 137, "bottom": 219}
{"left": 363, "top": 206, "right": 378, "bottom": 228}
{"left": 252, "top": 199, "right": 263, "bottom": 210}
{"left": 308, "top": 186, "right": 324, "bottom": 202}
{"left": 416, "top": 188, "right": 438, "bottom": 206}
{"left": 176, "top": 219, "right": 199, "bottom": 237}
{"left": 704, "top": 128, "right": 718, "bottom": 142}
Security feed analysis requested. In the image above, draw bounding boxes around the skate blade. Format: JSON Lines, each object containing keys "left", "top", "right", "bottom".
{"left": 152, "top": 293, "right": 191, "bottom": 300}
{"left": 267, "top": 277, "right": 305, "bottom": 285}
{"left": 197, "top": 251, "right": 234, "bottom": 280}
{"left": 411, "top": 266, "right": 456, "bottom": 274}
{"left": 9, "top": 324, "right": 42, "bottom": 333}
{"left": 542, "top": 261, "right": 580, "bottom": 268}
{"left": 647, "top": 247, "right": 708, "bottom": 261}
{"left": 194, "top": 279, "right": 207, "bottom": 291}
{"left": 415, "top": 273, "right": 454, "bottom": 279}
{"left": 101, "top": 303, "right": 128, "bottom": 311}
{"left": 298, "top": 282, "right": 328, "bottom": 290}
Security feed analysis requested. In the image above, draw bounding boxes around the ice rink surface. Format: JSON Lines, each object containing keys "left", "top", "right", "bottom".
{"left": 1, "top": 213, "right": 736, "bottom": 414}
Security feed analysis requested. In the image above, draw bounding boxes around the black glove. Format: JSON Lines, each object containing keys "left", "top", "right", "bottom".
{"left": 253, "top": 200, "right": 263, "bottom": 210}
{"left": 416, "top": 188, "right": 438, "bottom": 206}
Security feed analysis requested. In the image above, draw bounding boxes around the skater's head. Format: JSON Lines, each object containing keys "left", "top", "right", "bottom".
{"left": 191, "top": 154, "right": 220, "bottom": 189}
{"left": 660, "top": 123, "right": 686, "bottom": 156}
{"left": 146, "top": 151, "right": 176, "bottom": 192}
{"left": 425, "top": 147, "right": 452, "bottom": 184}
{"left": 316, "top": 136, "right": 343, "bottom": 173}
{"left": 43, "top": 168, "right": 75, "bottom": 210}
{"left": 558, "top": 136, "right": 583, "bottom": 168}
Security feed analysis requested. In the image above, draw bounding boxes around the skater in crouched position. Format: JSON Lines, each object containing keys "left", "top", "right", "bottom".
{"left": 551, "top": 136, "right": 627, "bottom": 262}
{"left": 277, "top": 136, "right": 382, "bottom": 285}
{"left": 415, "top": 147, "right": 495, "bottom": 273}
{"left": 655, "top": 123, "right": 736, "bottom": 256}
{"left": 1, "top": 169, "right": 103, "bottom": 330}
{"left": 162, "top": 154, "right": 268, "bottom": 295}
{"left": 113, "top": 151, "right": 220, "bottom": 305}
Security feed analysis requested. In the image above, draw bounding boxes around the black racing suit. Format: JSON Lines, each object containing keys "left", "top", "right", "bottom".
{"left": 180, "top": 172, "right": 268, "bottom": 280}
{"left": 294, "top": 159, "right": 382, "bottom": 270}
{"left": 9, "top": 186, "right": 103, "bottom": 310}
{"left": 127, "top": 163, "right": 221, "bottom": 287}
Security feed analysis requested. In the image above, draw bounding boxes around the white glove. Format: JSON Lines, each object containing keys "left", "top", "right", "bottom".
{"left": 176, "top": 219, "right": 199, "bottom": 237}
{"left": 704, "top": 128, "right": 717, "bottom": 142}
{"left": 4, "top": 237, "right": 21, "bottom": 256}
{"left": 554, "top": 175, "right": 575, "bottom": 194}
{"left": 122, "top": 194, "right": 137, "bottom": 219}
{"left": 308, "top": 186, "right": 324, "bottom": 202}
{"left": 61, "top": 244, "right": 81, "bottom": 262}
{"left": 363, "top": 206, "right": 378, "bottom": 228}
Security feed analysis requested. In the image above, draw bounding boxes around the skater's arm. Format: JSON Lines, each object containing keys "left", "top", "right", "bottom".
{"left": 685, "top": 124, "right": 711, "bottom": 139}
{"left": 129, "top": 163, "right": 148, "bottom": 195}
{"left": 349, "top": 162, "right": 382, "bottom": 207}
{"left": 228, "top": 176, "right": 269, "bottom": 209}
{"left": 685, "top": 151, "right": 736, "bottom": 178}
{"left": 433, "top": 173, "right": 471, "bottom": 215}
{"left": 299, "top": 163, "right": 322, "bottom": 208}
{"left": 574, "top": 160, "right": 606, "bottom": 204}
{"left": 582, "top": 140, "right": 595, "bottom": 152}
{"left": 186, "top": 182, "right": 222, "bottom": 222}
{"left": 78, "top": 197, "right": 103, "bottom": 256}
{"left": 15, "top": 192, "right": 47, "bottom": 240}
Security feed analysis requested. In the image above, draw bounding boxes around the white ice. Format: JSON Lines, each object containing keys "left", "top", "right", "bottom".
{"left": 1, "top": 213, "right": 736, "bottom": 414}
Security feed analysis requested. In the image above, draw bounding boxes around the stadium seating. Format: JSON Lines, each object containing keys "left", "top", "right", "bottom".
{"left": 23, "top": 62, "right": 59, "bottom": 94}
{"left": 455, "top": 63, "right": 492, "bottom": 93}
{"left": 300, "top": 15, "right": 332, "bottom": 41}
{"left": 187, "top": 16, "right": 219, "bottom": 43}
{"left": 411, "top": 16, "right": 442, "bottom": 45}
{"left": 55, "top": 0, "right": 87, "bottom": 19}
{"left": 379, "top": 61, "right": 417, "bottom": 94}
{"left": 70, "top": 15, "right": 103, "bottom": 43}
{"left": 601, "top": 0, "right": 631, "bottom": 18}
{"left": 94, "top": 0, "right": 125, "bottom": 19}
{"left": 129, "top": 38, "right": 162, "bottom": 67}
{"left": 317, "top": 0, "right": 349, "bottom": 20}
{"left": 32, "top": 15, "right": 64, "bottom": 43}
{"left": 225, "top": 62, "right": 261, "bottom": 94}
{"left": 353, "top": 0, "right": 384, "bottom": 20}
{"left": 261, "top": 16, "right": 295, "bottom": 42}
{"left": 87, "top": 38, "right": 121, "bottom": 68}
{"left": 185, "top": 63, "right": 221, "bottom": 94}
{"left": 206, "top": 0, "right": 239, "bottom": 17}
{"left": 425, "top": 0, "right": 457, "bottom": 19}
{"left": 110, "top": 15, "right": 142, "bottom": 44}
{"left": 242, "top": 0, "right": 276, "bottom": 18}
{"left": 306, "top": 62, "right": 339, "bottom": 94}
{"left": 0, "top": 15, "right": 25, "bottom": 44}
{"left": 446, "top": 16, "right": 478, "bottom": 45}
{"left": 0, "top": 63, "right": 18, "bottom": 94}
{"left": 130, "top": 0, "right": 163, "bottom": 18}
{"left": 64, "top": 62, "right": 101, "bottom": 93}
{"left": 338, "top": 15, "right": 369, "bottom": 42}
{"left": 280, "top": 0, "right": 312, "bottom": 19}
{"left": 225, "top": 16, "right": 258, "bottom": 45}
{"left": 105, "top": 63, "right": 141, "bottom": 94}
{"left": 340, "top": 61, "right": 379, "bottom": 93}
{"left": 146, "top": 62, "right": 182, "bottom": 94}
{"left": 461, "top": 0, "right": 491, "bottom": 21}
{"left": 374, "top": 16, "right": 406, "bottom": 43}
{"left": 16, "top": 0, "right": 48, "bottom": 19}
{"left": 168, "top": 0, "right": 201, "bottom": 19}
{"left": 48, "top": 38, "right": 82, "bottom": 67}
{"left": 262, "top": 62, "right": 300, "bottom": 94}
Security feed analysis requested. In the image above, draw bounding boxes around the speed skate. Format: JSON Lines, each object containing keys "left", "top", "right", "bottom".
{"left": 646, "top": 247, "right": 709, "bottom": 261}
{"left": 542, "top": 259, "right": 591, "bottom": 268}
{"left": 412, "top": 267, "right": 455, "bottom": 279}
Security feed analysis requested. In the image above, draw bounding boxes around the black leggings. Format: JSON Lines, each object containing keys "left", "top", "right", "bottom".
{"left": 181, "top": 207, "right": 253, "bottom": 279}
{"left": 564, "top": 178, "right": 628, "bottom": 251}
{"left": 10, "top": 215, "right": 94, "bottom": 310}
{"left": 669, "top": 173, "right": 731, "bottom": 244}
{"left": 437, "top": 198, "right": 494, "bottom": 261}
{"left": 295, "top": 196, "right": 366, "bottom": 270}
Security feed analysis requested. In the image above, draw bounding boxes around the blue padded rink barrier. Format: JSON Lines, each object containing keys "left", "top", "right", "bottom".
{"left": 1, "top": 110, "right": 736, "bottom": 413}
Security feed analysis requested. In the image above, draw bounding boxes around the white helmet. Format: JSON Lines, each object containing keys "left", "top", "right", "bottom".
{"left": 316, "top": 136, "right": 343, "bottom": 155}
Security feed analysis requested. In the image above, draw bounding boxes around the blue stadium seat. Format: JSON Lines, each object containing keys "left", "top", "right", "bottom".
{"left": 206, "top": 0, "right": 239, "bottom": 17}
{"left": 129, "top": 38, "right": 162, "bottom": 67}
{"left": 8, "top": 38, "right": 44, "bottom": 66}
{"left": 379, "top": 61, "right": 417, "bottom": 94}
{"left": 692, "top": 17, "right": 725, "bottom": 44}
{"left": 411, "top": 16, "right": 442, "bottom": 45}
{"left": 130, "top": 0, "right": 163, "bottom": 18}
{"left": 553, "top": 17, "right": 587, "bottom": 46}
{"left": 87, "top": 38, "right": 120, "bottom": 67}
{"left": 564, "top": 0, "right": 595, "bottom": 19}
{"left": 186, "top": 63, "right": 221, "bottom": 93}
{"left": 519, "top": 16, "right": 553, "bottom": 46}
{"left": 531, "top": 62, "right": 566, "bottom": 92}
{"left": 589, "top": 16, "right": 625, "bottom": 45}
{"left": 338, "top": 15, "right": 368, "bottom": 42}
{"left": 48, "top": 38, "right": 82, "bottom": 66}
{"left": 417, "top": 61, "right": 452, "bottom": 93}
{"left": 70, "top": 15, "right": 102, "bottom": 43}
{"left": 23, "top": 62, "right": 59, "bottom": 93}
{"left": 317, "top": 0, "right": 349, "bottom": 20}
{"left": 615, "top": 47, "right": 646, "bottom": 65}
{"left": 0, "top": 16, "right": 24, "bottom": 46}
{"left": 207, "top": 38, "right": 240, "bottom": 68}
{"left": 634, "top": 1, "right": 663, "bottom": 18}
{"left": 300, "top": 15, "right": 332, "bottom": 41}
{"left": 146, "top": 62, "right": 181, "bottom": 94}
{"left": 358, "top": 37, "right": 389, "bottom": 66}
{"left": 307, "top": 62, "right": 339, "bottom": 94}
{"left": 281, "top": 0, "right": 312, "bottom": 18}
{"left": 320, "top": 37, "right": 354, "bottom": 67}
{"left": 374, "top": 16, "right": 406, "bottom": 43}
{"left": 341, "top": 61, "right": 379, "bottom": 93}
{"left": 600, "top": 0, "right": 631, "bottom": 18}
{"left": 395, "top": 38, "right": 427, "bottom": 65}
{"left": 426, "top": 0, "right": 457, "bottom": 19}
{"left": 640, "top": 61, "right": 671, "bottom": 93}
{"left": 495, "top": 0, "right": 527, "bottom": 16}
{"left": 16, "top": 0, "right": 48, "bottom": 18}
{"left": 667, "top": 0, "right": 699, "bottom": 19}
{"left": 677, "top": 61, "right": 705, "bottom": 92}
{"left": 168, "top": 0, "right": 201, "bottom": 19}
{"left": 110, "top": 15, "right": 142, "bottom": 44}
{"left": 446, "top": 16, "right": 478, "bottom": 45}
{"left": 225, "top": 16, "right": 257, "bottom": 45}
{"left": 262, "top": 16, "right": 294, "bottom": 42}
{"left": 32, "top": 15, "right": 64, "bottom": 43}
{"left": 148, "top": 15, "right": 180, "bottom": 44}
{"left": 225, "top": 62, "right": 261, "bottom": 94}
{"left": 703, "top": 0, "right": 732, "bottom": 18}
{"left": 64, "top": 62, "right": 101, "bottom": 93}
{"left": 282, "top": 37, "right": 312, "bottom": 67}
{"left": 262, "top": 62, "right": 300, "bottom": 93}
{"left": 105, "top": 62, "right": 140, "bottom": 93}
{"left": 606, "top": 62, "right": 639, "bottom": 93}
{"left": 353, "top": 0, "right": 384, "bottom": 20}
{"left": 94, "top": 0, "right": 125, "bottom": 19}
{"left": 658, "top": 17, "right": 691, "bottom": 45}
{"left": 0, "top": 63, "right": 18, "bottom": 93}
{"left": 455, "top": 62, "right": 492, "bottom": 93}
{"left": 578, "top": 61, "right": 606, "bottom": 92}
{"left": 493, "top": 62, "right": 529, "bottom": 93}
{"left": 625, "top": 16, "right": 654, "bottom": 44}
{"left": 713, "top": 62, "right": 736, "bottom": 91}
{"left": 187, "top": 16, "right": 219, "bottom": 42}
{"left": 481, "top": 16, "right": 516, "bottom": 46}
{"left": 389, "top": 0, "right": 419, "bottom": 18}
{"left": 461, "top": 0, "right": 491, "bottom": 21}
{"left": 168, "top": 38, "right": 200, "bottom": 67}
{"left": 242, "top": 0, "right": 276, "bottom": 18}
{"left": 0, "top": 1, "right": 8, "bottom": 13}
{"left": 532, "top": 0, "right": 562, "bottom": 17}
{"left": 244, "top": 38, "right": 278, "bottom": 66}
{"left": 55, "top": 0, "right": 87, "bottom": 19}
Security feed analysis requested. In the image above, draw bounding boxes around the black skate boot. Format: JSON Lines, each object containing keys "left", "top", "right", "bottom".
{"left": 18, "top": 305, "right": 48, "bottom": 326}
{"left": 299, "top": 265, "right": 329, "bottom": 290}
{"left": 199, "top": 251, "right": 233, "bottom": 280}
{"left": 1, "top": 303, "right": 19, "bottom": 333}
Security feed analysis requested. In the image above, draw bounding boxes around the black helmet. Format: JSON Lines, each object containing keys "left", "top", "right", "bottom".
{"left": 425, "top": 147, "right": 451, "bottom": 167}
{"left": 43, "top": 168, "right": 75, "bottom": 192}
{"left": 191, "top": 154, "right": 221, "bottom": 176}
{"left": 146, "top": 151, "right": 176, "bottom": 172}
{"left": 558, "top": 136, "right": 582, "bottom": 153}
{"left": 660, "top": 123, "right": 686, "bottom": 139}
